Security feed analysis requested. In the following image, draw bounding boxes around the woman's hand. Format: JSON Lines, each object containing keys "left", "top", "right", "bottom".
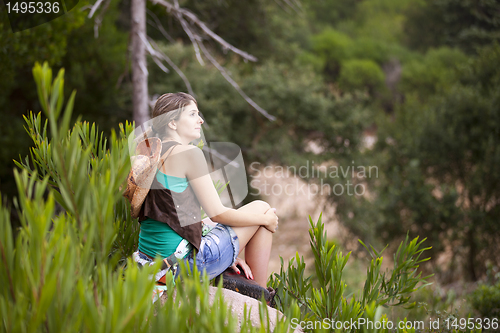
{"left": 264, "top": 207, "right": 278, "bottom": 233}
{"left": 230, "top": 257, "right": 254, "bottom": 280}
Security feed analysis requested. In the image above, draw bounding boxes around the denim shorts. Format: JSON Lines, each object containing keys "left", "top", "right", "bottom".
{"left": 175, "top": 223, "right": 239, "bottom": 280}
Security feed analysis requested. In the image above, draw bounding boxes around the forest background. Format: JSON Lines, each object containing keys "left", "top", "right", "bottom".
{"left": 1, "top": 0, "right": 499, "bottom": 325}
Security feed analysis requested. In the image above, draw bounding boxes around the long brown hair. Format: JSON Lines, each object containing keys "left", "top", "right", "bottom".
{"left": 151, "top": 93, "right": 197, "bottom": 137}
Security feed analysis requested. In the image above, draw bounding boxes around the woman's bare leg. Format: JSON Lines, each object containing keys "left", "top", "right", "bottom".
{"left": 230, "top": 200, "right": 273, "bottom": 287}
{"left": 242, "top": 226, "right": 273, "bottom": 287}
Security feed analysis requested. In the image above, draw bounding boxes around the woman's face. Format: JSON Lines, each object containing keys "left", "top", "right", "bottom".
{"left": 172, "top": 101, "right": 204, "bottom": 142}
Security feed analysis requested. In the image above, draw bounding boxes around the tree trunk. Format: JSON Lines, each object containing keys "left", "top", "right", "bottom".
{"left": 131, "top": 0, "right": 149, "bottom": 125}
{"left": 467, "top": 228, "right": 477, "bottom": 281}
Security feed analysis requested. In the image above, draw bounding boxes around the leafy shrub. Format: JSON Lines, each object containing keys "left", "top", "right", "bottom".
{"left": 269, "top": 214, "right": 433, "bottom": 325}
{"left": 470, "top": 282, "right": 500, "bottom": 319}
{"left": 311, "top": 28, "right": 353, "bottom": 66}
{"left": 399, "top": 47, "right": 468, "bottom": 97}
{"left": 348, "top": 37, "right": 390, "bottom": 64}
{"left": 311, "top": 28, "right": 353, "bottom": 78}
{"left": 338, "top": 59, "right": 385, "bottom": 93}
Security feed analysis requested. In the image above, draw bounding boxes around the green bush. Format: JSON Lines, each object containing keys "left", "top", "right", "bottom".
{"left": 348, "top": 38, "right": 390, "bottom": 65}
{"left": 470, "top": 283, "right": 500, "bottom": 319}
{"left": 338, "top": 59, "right": 385, "bottom": 93}
{"left": 269, "top": 214, "right": 433, "bottom": 325}
{"left": 311, "top": 28, "right": 353, "bottom": 65}
{"left": 399, "top": 47, "right": 468, "bottom": 97}
{"left": 310, "top": 28, "right": 353, "bottom": 78}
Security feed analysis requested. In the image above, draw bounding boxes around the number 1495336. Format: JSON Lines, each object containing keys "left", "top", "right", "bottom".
{"left": 6, "top": 1, "right": 60, "bottom": 14}
{"left": 445, "top": 317, "right": 498, "bottom": 331}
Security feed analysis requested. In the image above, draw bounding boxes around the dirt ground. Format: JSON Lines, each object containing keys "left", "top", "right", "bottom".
{"left": 246, "top": 165, "right": 353, "bottom": 275}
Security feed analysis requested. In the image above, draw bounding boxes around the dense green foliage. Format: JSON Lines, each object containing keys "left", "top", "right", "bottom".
{"left": 470, "top": 283, "right": 500, "bottom": 319}
{"left": 404, "top": 0, "right": 500, "bottom": 52}
{"left": 0, "top": 0, "right": 130, "bottom": 203}
{"left": 338, "top": 44, "right": 500, "bottom": 283}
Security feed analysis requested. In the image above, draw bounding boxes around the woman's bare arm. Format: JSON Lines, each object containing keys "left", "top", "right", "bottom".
{"left": 184, "top": 147, "right": 276, "bottom": 230}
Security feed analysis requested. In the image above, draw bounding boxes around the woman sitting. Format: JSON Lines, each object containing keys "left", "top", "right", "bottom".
{"left": 133, "top": 92, "right": 278, "bottom": 290}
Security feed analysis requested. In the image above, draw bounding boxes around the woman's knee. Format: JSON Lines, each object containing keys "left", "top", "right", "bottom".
{"left": 249, "top": 226, "right": 273, "bottom": 248}
{"left": 259, "top": 225, "right": 273, "bottom": 237}
{"left": 252, "top": 200, "right": 271, "bottom": 213}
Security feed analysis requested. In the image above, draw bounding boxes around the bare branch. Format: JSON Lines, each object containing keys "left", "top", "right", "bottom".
{"left": 197, "top": 41, "right": 276, "bottom": 121}
{"left": 87, "top": 0, "right": 105, "bottom": 18}
{"left": 179, "top": 8, "right": 258, "bottom": 62}
{"left": 149, "top": 0, "right": 174, "bottom": 14}
{"left": 274, "top": 0, "right": 292, "bottom": 14}
{"left": 146, "top": 0, "right": 273, "bottom": 120}
{"left": 149, "top": 94, "right": 159, "bottom": 109}
{"left": 152, "top": 56, "right": 170, "bottom": 73}
{"left": 139, "top": 32, "right": 157, "bottom": 57}
{"left": 139, "top": 61, "right": 149, "bottom": 76}
{"left": 146, "top": 8, "right": 176, "bottom": 43}
{"left": 150, "top": 40, "right": 195, "bottom": 96}
{"left": 281, "top": 0, "right": 302, "bottom": 14}
{"left": 93, "top": 18, "right": 101, "bottom": 38}
{"left": 292, "top": 0, "right": 303, "bottom": 10}
{"left": 149, "top": 0, "right": 257, "bottom": 62}
{"left": 139, "top": 32, "right": 196, "bottom": 96}
{"left": 274, "top": 0, "right": 303, "bottom": 15}
{"left": 176, "top": 13, "right": 205, "bottom": 66}
{"left": 80, "top": 5, "right": 92, "bottom": 12}
{"left": 88, "top": 0, "right": 112, "bottom": 38}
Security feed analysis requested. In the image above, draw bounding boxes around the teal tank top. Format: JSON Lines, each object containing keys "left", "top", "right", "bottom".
{"left": 138, "top": 171, "right": 189, "bottom": 258}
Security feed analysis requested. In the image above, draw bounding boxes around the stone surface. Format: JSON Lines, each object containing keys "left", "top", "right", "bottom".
{"left": 160, "top": 286, "right": 302, "bottom": 332}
